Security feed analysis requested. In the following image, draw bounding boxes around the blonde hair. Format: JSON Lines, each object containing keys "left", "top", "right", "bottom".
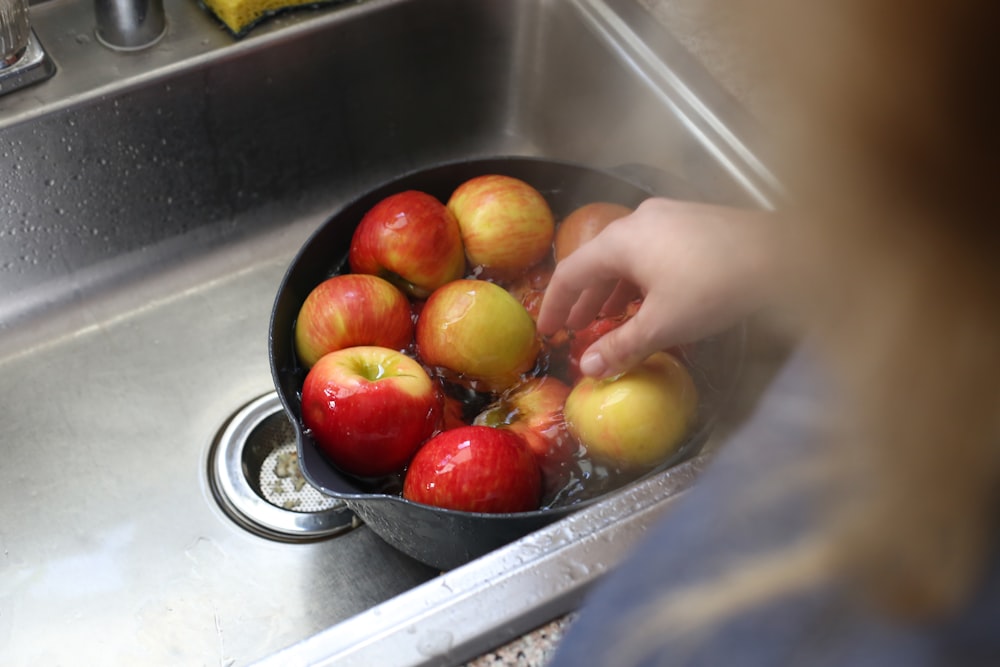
{"left": 621, "top": 0, "right": 1000, "bottom": 661}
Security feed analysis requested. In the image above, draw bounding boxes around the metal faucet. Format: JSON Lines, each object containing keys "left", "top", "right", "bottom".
{"left": 0, "top": 0, "right": 30, "bottom": 68}
{"left": 0, "top": 0, "right": 53, "bottom": 96}
{"left": 95, "top": 0, "right": 166, "bottom": 50}
{"left": 0, "top": 0, "right": 166, "bottom": 97}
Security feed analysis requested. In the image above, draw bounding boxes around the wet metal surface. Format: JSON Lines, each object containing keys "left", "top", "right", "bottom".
{"left": 0, "top": 0, "right": 774, "bottom": 664}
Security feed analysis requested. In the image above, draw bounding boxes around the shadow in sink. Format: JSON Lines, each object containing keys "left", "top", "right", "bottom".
{"left": 0, "top": 0, "right": 773, "bottom": 664}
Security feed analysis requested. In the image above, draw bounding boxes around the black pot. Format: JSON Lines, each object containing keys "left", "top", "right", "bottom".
{"left": 270, "top": 156, "right": 741, "bottom": 570}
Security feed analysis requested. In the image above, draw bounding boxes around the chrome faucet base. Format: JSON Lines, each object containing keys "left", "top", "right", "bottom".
{"left": 0, "top": 30, "right": 54, "bottom": 97}
{"left": 94, "top": 0, "right": 166, "bottom": 51}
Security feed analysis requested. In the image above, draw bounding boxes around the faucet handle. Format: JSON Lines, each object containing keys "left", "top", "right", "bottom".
{"left": 95, "top": 0, "right": 166, "bottom": 50}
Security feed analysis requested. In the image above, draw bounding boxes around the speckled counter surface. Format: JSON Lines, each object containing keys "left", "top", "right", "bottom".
{"left": 459, "top": 2, "right": 751, "bottom": 665}
{"left": 462, "top": 613, "right": 578, "bottom": 667}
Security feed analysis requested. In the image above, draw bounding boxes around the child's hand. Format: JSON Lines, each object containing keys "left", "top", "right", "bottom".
{"left": 537, "top": 198, "right": 778, "bottom": 378}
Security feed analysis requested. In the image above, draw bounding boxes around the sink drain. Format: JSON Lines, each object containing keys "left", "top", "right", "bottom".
{"left": 209, "top": 392, "right": 359, "bottom": 541}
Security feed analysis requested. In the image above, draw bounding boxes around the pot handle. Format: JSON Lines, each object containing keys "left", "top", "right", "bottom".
{"left": 609, "top": 163, "right": 704, "bottom": 201}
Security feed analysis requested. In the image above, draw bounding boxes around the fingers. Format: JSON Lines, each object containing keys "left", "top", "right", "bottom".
{"left": 537, "top": 244, "right": 614, "bottom": 334}
{"left": 580, "top": 307, "right": 661, "bottom": 378}
{"left": 536, "top": 269, "right": 584, "bottom": 335}
{"left": 564, "top": 280, "right": 619, "bottom": 331}
{"left": 599, "top": 280, "right": 642, "bottom": 318}
{"left": 538, "top": 223, "right": 636, "bottom": 334}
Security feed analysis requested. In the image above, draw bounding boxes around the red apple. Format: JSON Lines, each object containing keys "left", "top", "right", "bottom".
{"left": 554, "top": 202, "right": 632, "bottom": 262}
{"left": 402, "top": 425, "right": 542, "bottom": 513}
{"left": 564, "top": 351, "right": 698, "bottom": 470}
{"left": 567, "top": 299, "right": 642, "bottom": 381}
{"left": 416, "top": 279, "right": 540, "bottom": 392}
{"left": 473, "top": 376, "right": 572, "bottom": 460}
{"left": 505, "top": 260, "right": 554, "bottom": 322}
{"left": 447, "top": 175, "right": 555, "bottom": 280}
{"left": 349, "top": 190, "right": 466, "bottom": 298}
{"left": 294, "top": 274, "right": 414, "bottom": 368}
{"left": 301, "top": 346, "right": 440, "bottom": 477}
{"left": 439, "top": 388, "right": 469, "bottom": 431}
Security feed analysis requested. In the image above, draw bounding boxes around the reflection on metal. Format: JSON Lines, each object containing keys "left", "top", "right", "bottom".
{"left": 0, "top": 31, "right": 54, "bottom": 97}
{"left": 0, "top": 0, "right": 772, "bottom": 663}
{"left": 94, "top": 0, "right": 166, "bottom": 51}
{"left": 209, "top": 392, "right": 359, "bottom": 541}
{"left": 253, "top": 457, "right": 706, "bottom": 667}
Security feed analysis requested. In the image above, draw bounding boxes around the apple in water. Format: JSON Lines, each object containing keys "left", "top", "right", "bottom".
{"left": 566, "top": 299, "right": 642, "bottom": 381}
{"left": 567, "top": 300, "right": 696, "bottom": 381}
{"left": 294, "top": 274, "right": 414, "bottom": 368}
{"left": 473, "top": 376, "right": 572, "bottom": 461}
{"left": 438, "top": 384, "right": 469, "bottom": 431}
{"left": 505, "top": 260, "right": 554, "bottom": 322}
{"left": 416, "top": 279, "right": 540, "bottom": 392}
{"left": 564, "top": 351, "right": 698, "bottom": 470}
{"left": 301, "top": 346, "right": 440, "bottom": 477}
{"left": 447, "top": 174, "right": 555, "bottom": 280}
{"left": 554, "top": 202, "right": 632, "bottom": 262}
{"left": 402, "top": 425, "right": 542, "bottom": 513}
{"left": 349, "top": 190, "right": 466, "bottom": 298}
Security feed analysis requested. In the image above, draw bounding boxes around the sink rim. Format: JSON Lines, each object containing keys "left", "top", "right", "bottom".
{"left": 0, "top": 0, "right": 778, "bottom": 663}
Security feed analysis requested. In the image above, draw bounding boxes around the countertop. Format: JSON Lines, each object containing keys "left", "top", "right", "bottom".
{"left": 463, "top": 1, "right": 753, "bottom": 665}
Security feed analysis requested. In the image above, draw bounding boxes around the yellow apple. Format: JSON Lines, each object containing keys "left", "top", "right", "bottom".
{"left": 564, "top": 352, "right": 697, "bottom": 469}
{"left": 416, "top": 278, "right": 540, "bottom": 392}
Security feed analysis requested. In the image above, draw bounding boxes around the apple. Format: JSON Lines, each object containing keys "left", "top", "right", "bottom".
{"left": 473, "top": 377, "right": 579, "bottom": 502}
{"left": 349, "top": 190, "right": 466, "bottom": 298}
{"left": 416, "top": 279, "right": 540, "bottom": 393}
{"left": 402, "top": 425, "right": 542, "bottom": 513}
{"left": 438, "top": 387, "right": 469, "bottom": 431}
{"left": 554, "top": 202, "right": 632, "bottom": 262}
{"left": 567, "top": 299, "right": 642, "bottom": 381}
{"left": 566, "top": 300, "right": 697, "bottom": 380}
{"left": 505, "top": 261, "right": 570, "bottom": 365}
{"left": 447, "top": 174, "right": 555, "bottom": 280}
{"left": 301, "top": 346, "right": 440, "bottom": 477}
{"left": 294, "top": 274, "right": 414, "bottom": 368}
{"left": 473, "top": 376, "right": 572, "bottom": 461}
{"left": 564, "top": 351, "right": 698, "bottom": 470}
{"left": 505, "top": 260, "right": 554, "bottom": 322}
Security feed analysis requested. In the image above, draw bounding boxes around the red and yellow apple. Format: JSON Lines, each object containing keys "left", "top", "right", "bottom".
{"left": 447, "top": 175, "right": 555, "bottom": 280}
{"left": 554, "top": 202, "right": 632, "bottom": 262}
{"left": 564, "top": 351, "right": 698, "bottom": 470}
{"left": 473, "top": 376, "right": 572, "bottom": 461}
{"left": 402, "top": 425, "right": 542, "bottom": 513}
{"left": 416, "top": 279, "right": 540, "bottom": 392}
{"left": 301, "top": 346, "right": 440, "bottom": 477}
{"left": 505, "top": 260, "right": 554, "bottom": 323}
{"left": 566, "top": 299, "right": 642, "bottom": 381}
{"left": 349, "top": 190, "right": 466, "bottom": 298}
{"left": 294, "top": 274, "right": 414, "bottom": 368}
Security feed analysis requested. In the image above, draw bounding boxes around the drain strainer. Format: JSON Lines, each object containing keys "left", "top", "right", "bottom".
{"left": 209, "top": 392, "right": 359, "bottom": 541}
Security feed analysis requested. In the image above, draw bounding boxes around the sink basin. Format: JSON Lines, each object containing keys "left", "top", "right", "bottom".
{"left": 0, "top": 0, "right": 777, "bottom": 664}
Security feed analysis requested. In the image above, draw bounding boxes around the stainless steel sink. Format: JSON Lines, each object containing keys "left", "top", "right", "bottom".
{"left": 0, "top": 0, "right": 777, "bottom": 664}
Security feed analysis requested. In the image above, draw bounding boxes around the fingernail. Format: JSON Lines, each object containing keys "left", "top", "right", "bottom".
{"left": 580, "top": 350, "right": 609, "bottom": 378}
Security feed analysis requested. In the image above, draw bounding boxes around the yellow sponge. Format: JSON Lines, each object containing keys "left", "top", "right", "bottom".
{"left": 201, "top": 0, "right": 347, "bottom": 35}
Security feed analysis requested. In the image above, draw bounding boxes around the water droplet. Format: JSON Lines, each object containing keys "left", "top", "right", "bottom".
{"left": 416, "top": 630, "right": 453, "bottom": 657}
{"left": 564, "top": 560, "right": 591, "bottom": 581}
